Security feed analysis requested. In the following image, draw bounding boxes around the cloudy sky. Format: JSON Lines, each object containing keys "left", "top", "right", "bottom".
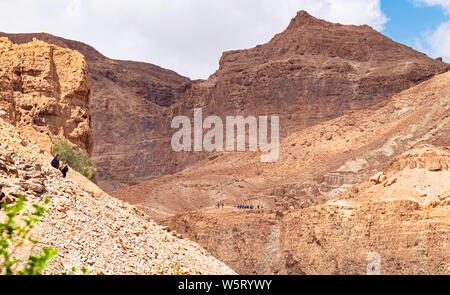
{"left": 0, "top": 0, "right": 448, "bottom": 79}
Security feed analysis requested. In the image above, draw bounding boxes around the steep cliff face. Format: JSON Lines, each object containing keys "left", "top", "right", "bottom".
{"left": 163, "top": 146, "right": 450, "bottom": 275}
{"left": 280, "top": 145, "right": 450, "bottom": 275}
{"left": 2, "top": 10, "right": 449, "bottom": 191}
{"left": 198, "top": 10, "right": 448, "bottom": 131}
{"left": 0, "top": 117, "right": 235, "bottom": 275}
{"left": 0, "top": 32, "right": 192, "bottom": 191}
{"left": 147, "top": 70, "right": 450, "bottom": 274}
{"left": 0, "top": 37, "right": 92, "bottom": 154}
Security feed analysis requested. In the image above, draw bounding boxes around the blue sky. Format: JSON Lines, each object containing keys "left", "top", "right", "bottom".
{"left": 381, "top": 0, "right": 449, "bottom": 52}
{"left": 0, "top": 0, "right": 449, "bottom": 79}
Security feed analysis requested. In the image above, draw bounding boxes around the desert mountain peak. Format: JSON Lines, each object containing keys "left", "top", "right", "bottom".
{"left": 286, "top": 10, "right": 324, "bottom": 29}
{"left": 2, "top": 12, "right": 448, "bottom": 192}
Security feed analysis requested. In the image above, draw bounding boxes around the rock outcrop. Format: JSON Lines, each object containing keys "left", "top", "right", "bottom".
{"left": 0, "top": 32, "right": 192, "bottom": 191}
{"left": 138, "top": 69, "right": 450, "bottom": 274}
{"left": 280, "top": 145, "right": 450, "bottom": 275}
{"left": 0, "top": 37, "right": 92, "bottom": 154}
{"left": 163, "top": 146, "right": 450, "bottom": 275}
{"left": 0, "top": 118, "right": 235, "bottom": 275}
{"left": 2, "top": 10, "right": 449, "bottom": 191}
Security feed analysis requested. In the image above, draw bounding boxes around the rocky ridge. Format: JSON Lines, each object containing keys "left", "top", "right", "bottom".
{"left": 2, "top": 10, "right": 449, "bottom": 191}
{"left": 132, "top": 69, "right": 450, "bottom": 274}
{"left": 165, "top": 145, "right": 450, "bottom": 274}
{"left": 0, "top": 118, "right": 235, "bottom": 275}
{"left": 0, "top": 37, "right": 92, "bottom": 154}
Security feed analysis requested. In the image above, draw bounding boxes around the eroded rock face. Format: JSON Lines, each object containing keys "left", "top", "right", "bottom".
{"left": 131, "top": 70, "right": 450, "bottom": 274}
{"left": 280, "top": 145, "right": 450, "bottom": 275}
{"left": 2, "top": 10, "right": 449, "bottom": 192}
{"left": 163, "top": 146, "right": 450, "bottom": 275}
{"left": 0, "top": 37, "right": 92, "bottom": 154}
{"left": 0, "top": 119, "right": 235, "bottom": 275}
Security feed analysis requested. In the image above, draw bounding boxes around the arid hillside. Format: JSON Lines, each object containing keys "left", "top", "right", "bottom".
{"left": 114, "top": 70, "right": 450, "bottom": 221}
{"left": 119, "top": 69, "right": 450, "bottom": 274}
{"left": 0, "top": 32, "right": 192, "bottom": 191}
{"left": 0, "top": 39, "right": 235, "bottom": 275}
{"left": 2, "top": 10, "right": 449, "bottom": 192}
{"left": 163, "top": 145, "right": 449, "bottom": 275}
{"left": 0, "top": 118, "right": 235, "bottom": 274}
{"left": 279, "top": 145, "right": 449, "bottom": 275}
{"left": 0, "top": 37, "right": 92, "bottom": 154}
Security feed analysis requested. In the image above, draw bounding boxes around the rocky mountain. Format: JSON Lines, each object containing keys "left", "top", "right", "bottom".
{"left": 0, "top": 39, "right": 235, "bottom": 275}
{"left": 2, "top": 10, "right": 449, "bottom": 191}
{"left": 2, "top": 10, "right": 448, "bottom": 275}
{"left": 0, "top": 32, "right": 192, "bottom": 191}
{"left": 0, "top": 119, "right": 235, "bottom": 274}
{"left": 120, "top": 69, "right": 450, "bottom": 274}
{"left": 279, "top": 145, "right": 449, "bottom": 275}
{"left": 0, "top": 37, "right": 92, "bottom": 154}
{"left": 162, "top": 144, "right": 450, "bottom": 275}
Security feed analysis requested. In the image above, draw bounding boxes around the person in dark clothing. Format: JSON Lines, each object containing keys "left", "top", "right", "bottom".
{"left": 51, "top": 154, "right": 60, "bottom": 169}
{"left": 59, "top": 161, "right": 69, "bottom": 178}
{"left": 0, "top": 185, "right": 6, "bottom": 208}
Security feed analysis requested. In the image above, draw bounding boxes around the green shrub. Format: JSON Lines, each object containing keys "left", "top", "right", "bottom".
{"left": 0, "top": 196, "right": 57, "bottom": 275}
{"left": 53, "top": 139, "right": 96, "bottom": 181}
{"left": 0, "top": 196, "right": 89, "bottom": 275}
{"left": 169, "top": 263, "right": 184, "bottom": 275}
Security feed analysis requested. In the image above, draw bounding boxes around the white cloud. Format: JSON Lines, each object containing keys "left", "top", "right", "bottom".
{"left": 416, "top": 21, "right": 450, "bottom": 62}
{"left": 414, "top": 0, "right": 450, "bottom": 13}
{"left": 0, "top": 0, "right": 388, "bottom": 79}
{"left": 412, "top": 1, "right": 450, "bottom": 62}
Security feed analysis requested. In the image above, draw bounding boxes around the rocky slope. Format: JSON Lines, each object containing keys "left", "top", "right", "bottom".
{"left": 0, "top": 39, "right": 234, "bottom": 274}
{"left": 115, "top": 70, "right": 450, "bottom": 221}
{"left": 0, "top": 37, "right": 92, "bottom": 154}
{"left": 0, "top": 32, "right": 192, "bottom": 191}
{"left": 164, "top": 145, "right": 450, "bottom": 274}
{"left": 2, "top": 10, "right": 449, "bottom": 191}
{"left": 279, "top": 145, "right": 449, "bottom": 275}
{"left": 129, "top": 69, "right": 450, "bottom": 274}
{"left": 0, "top": 117, "right": 235, "bottom": 275}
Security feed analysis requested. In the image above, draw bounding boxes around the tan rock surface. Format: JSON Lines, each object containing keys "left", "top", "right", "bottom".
{"left": 152, "top": 70, "right": 450, "bottom": 274}
{"left": 2, "top": 10, "right": 449, "bottom": 191}
{"left": 280, "top": 145, "right": 450, "bottom": 275}
{"left": 0, "top": 37, "right": 92, "bottom": 154}
{"left": 164, "top": 146, "right": 450, "bottom": 274}
{"left": 0, "top": 119, "right": 235, "bottom": 274}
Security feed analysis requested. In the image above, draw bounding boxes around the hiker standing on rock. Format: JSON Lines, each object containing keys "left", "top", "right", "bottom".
{"left": 51, "top": 154, "right": 60, "bottom": 169}
{"left": 0, "top": 184, "right": 6, "bottom": 208}
{"left": 60, "top": 161, "right": 69, "bottom": 178}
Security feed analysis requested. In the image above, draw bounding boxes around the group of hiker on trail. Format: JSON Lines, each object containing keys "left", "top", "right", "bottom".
{"left": 216, "top": 202, "right": 264, "bottom": 210}
{"left": 51, "top": 154, "right": 69, "bottom": 178}
{"left": 236, "top": 204, "right": 263, "bottom": 210}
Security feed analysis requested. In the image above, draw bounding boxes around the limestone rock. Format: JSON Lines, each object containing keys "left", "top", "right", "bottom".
{"left": 0, "top": 120, "right": 235, "bottom": 275}
{"left": 0, "top": 37, "right": 93, "bottom": 155}
{"left": 2, "top": 10, "right": 449, "bottom": 191}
